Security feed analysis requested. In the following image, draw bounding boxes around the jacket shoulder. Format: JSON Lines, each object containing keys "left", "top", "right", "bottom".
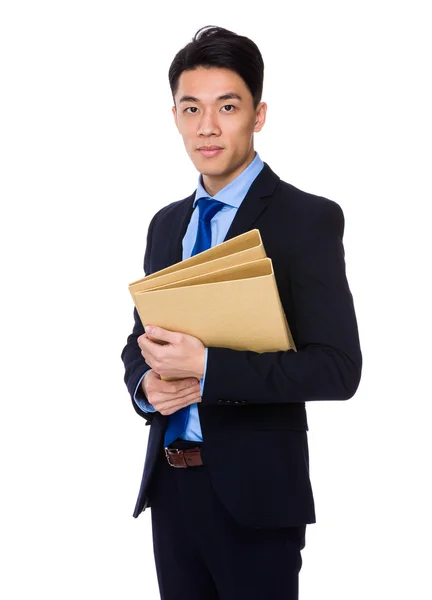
{"left": 275, "top": 178, "right": 345, "bottom": 237}
{"left": 278, "top": 179, "right": 343, "bottom": 216}
{"left": 153, "top": 194, "right": 194, "bottom": 221}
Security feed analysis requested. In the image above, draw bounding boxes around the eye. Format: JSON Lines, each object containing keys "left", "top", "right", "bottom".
{"left": 184, "top": 106, "right": 199, "bottom": 114}
{"left": 221, "top": 104, "right": 236, "bottom": 112}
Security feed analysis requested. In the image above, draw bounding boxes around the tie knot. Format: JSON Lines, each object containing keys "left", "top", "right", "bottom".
{"left": 196, "top": 197, "right": 225, "bottom": 223}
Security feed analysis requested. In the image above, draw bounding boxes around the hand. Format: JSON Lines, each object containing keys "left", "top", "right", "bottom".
{"left": 138, "top": 325, "right": 206, "bottom": 381}
{"left": 142, "top": 370, "right": 201, "bottom": 416}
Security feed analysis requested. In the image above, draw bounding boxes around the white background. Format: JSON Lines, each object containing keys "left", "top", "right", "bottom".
{"left": 1, "top": 1, "right": 431, "bottom": 598}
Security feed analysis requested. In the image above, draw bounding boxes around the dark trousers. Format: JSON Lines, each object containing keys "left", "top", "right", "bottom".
{"left": 147, "top": 439, "right": 306, "bottom": 600}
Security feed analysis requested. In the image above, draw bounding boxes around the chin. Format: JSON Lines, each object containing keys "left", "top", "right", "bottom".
{"left": 199, "top": 167, "right": 229, "bottom": 179}
{"left": 193, "top": 157, "right": 230, "bottom": 176}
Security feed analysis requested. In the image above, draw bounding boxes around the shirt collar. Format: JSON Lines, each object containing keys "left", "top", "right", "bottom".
{"left": 193, "top": 151, "right": 264, "bottom": 208}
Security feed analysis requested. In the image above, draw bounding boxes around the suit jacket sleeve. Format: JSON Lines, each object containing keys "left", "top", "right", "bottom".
{"left": 121, "top": 210, "right": 160, "bottom": 422}
{"left": 201, "top": 201, "right": 362, "bottom": 406}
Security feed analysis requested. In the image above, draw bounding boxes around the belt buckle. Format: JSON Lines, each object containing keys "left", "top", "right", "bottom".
{"left": 165, "top": 447, "right": 186, "bottom": 468}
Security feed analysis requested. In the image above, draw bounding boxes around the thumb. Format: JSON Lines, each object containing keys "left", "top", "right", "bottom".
{"left": 144, "top": 325, "right": 174, "bottom": 344}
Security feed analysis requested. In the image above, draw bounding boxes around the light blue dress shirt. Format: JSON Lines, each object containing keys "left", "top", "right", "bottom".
{"left": 133, "top": 151, "right": 264, "bottom": 441}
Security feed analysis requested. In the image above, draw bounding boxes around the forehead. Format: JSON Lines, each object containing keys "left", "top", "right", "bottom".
{"left": 175, "top": 67, "right": 250, "bottom": 101}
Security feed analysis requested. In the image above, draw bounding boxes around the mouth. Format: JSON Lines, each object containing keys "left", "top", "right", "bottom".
{"left": 197, "top": 146, "right": 224, "bottom": 158}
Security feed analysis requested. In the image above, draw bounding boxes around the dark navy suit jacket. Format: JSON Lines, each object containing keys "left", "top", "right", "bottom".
{"left": 121, "top": 163, "right": 362, "bottom": 528}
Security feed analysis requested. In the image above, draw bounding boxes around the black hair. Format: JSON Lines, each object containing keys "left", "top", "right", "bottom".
{"left": 168, "top": 25, "right": 264, "bottom": 109}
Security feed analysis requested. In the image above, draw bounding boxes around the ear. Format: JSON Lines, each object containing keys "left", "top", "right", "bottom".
{"left": 254, "top": 101, "right": 267, "bottom": 133}
{"left": 172, "top": 105, "right": 179, "bottom": 130}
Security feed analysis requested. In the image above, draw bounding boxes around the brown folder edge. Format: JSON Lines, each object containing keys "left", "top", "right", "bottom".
{"left": 128, "top": 228, "right": 263, "bottom": 288}
{"left": 133, "top": 258, "right": 272, "bottom": 293}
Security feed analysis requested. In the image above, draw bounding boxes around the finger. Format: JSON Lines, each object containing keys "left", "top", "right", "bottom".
{"left": 155, "top": 381, "right": 200, "bottom": 400}
{"left": 170, "top": 379, "right": 200, "bottom": 394}
{"left": 138, "top": 335, "right": 151, "bottom": 351}
{"left": 140, "top": 350, "right": 153, "bottom": 366}
{"left": 154, "top": 378, "right": 199, "bottom": 394}
{"left": 144, "top": 325, "right": 178, "bottom": 345}
{"left": 153, "top": 388, "right": 201, "bottom": 415}
{"left": 174, "top": 382, "right": 201, "bottom": 399}
{"left": 160, "top": 395, "right": 202, "bottom": 416}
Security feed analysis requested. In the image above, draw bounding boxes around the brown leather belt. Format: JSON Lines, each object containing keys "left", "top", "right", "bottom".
{"left": 165, "top": 446, "right": 204, "bottom": 468}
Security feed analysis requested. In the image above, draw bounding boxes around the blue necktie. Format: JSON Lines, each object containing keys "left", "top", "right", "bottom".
{"left": 164, "top": 197, "right": 225, "bottom": 447}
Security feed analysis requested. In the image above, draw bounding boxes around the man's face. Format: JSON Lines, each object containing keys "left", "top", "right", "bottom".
{"left": 172, "top": 67, "right": 266, "bottom": 193}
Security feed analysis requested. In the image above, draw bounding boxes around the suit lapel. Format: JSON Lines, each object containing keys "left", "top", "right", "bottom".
{"left": 167, "top": 194, "right": 196, "bottom": 266}
{"left": 223, "top": 163, "right": 280, "bottom": 242}
{"left": 168, "top": 162, "right": 281, "bottom": 266}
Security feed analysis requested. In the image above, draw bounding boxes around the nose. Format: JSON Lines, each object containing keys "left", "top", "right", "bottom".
{"left": 197, "top": 109, "right": 221, "bottom": 137}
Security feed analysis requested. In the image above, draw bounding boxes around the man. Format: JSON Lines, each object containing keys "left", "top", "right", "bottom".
{"left": 121, "top": 25, "right": 362, "bottom": 600}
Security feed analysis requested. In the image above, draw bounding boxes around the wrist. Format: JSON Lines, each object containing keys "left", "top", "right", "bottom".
{"left": 141, "top": 369, "right": 152, "bottom": 395}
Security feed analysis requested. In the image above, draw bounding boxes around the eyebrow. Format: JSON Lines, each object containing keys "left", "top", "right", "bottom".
{"left": 178, "top": 92, "right": 243, "bottom": 104}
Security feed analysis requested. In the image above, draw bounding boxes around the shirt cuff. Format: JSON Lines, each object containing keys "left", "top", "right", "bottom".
{"left": 133, "top": 369, "right": 157, "bottom": 413}
{"left": 200, "top": 348, "right": 208, "bottom": 397}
